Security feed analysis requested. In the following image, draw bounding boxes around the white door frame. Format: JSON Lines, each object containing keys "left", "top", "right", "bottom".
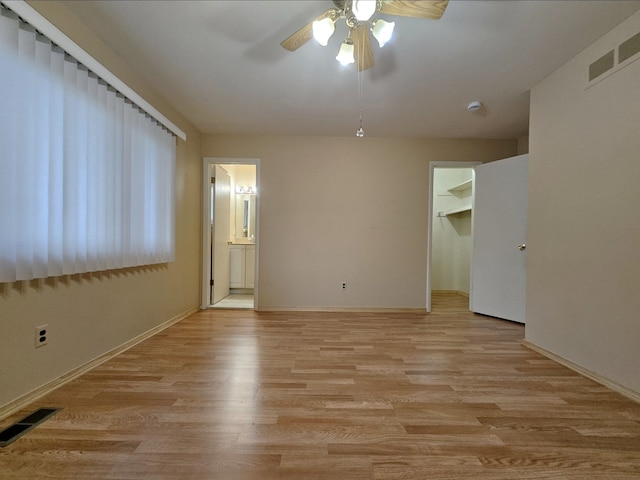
{"left": 201, "top": 157, "right": 260, "bottom": 309}
{"left": 426, "top": 161, "right": 481, "bottom": 312}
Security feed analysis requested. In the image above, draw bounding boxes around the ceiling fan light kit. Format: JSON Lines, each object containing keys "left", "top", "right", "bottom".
{"left": 280, "top": 1, "right": 449, "bottom": 137}
{"left": 311, "top": 0, "right": 395, "bottom": 68}
{"left": 284, "top": 1, "right": 449, "bottom": 72}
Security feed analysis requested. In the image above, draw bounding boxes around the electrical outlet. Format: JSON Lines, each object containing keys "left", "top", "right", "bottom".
{"left": 340, "top": 282, "right": 347, "bottom": 290}
{"left": 35, "top": 325, "right": 48, "bottom": 348}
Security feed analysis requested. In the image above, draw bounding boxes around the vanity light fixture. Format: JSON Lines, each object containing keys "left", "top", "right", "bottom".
{"left": 235, "top": 186, "right": 257, "bottom": 194}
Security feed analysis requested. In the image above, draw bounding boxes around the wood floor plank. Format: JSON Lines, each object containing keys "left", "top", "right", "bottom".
{"left": 1, "top": 292, "right": 639, "bottom": 478}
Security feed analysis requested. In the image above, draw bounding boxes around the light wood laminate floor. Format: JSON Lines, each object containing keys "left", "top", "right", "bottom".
{"left": 431, "top": 290, "right": 470, "bottom": 313}
{"left": 1, "top": 302, "right": 639, "bottom": 478}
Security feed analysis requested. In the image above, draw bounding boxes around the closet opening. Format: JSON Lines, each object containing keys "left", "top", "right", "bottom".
{"left": 427, "top": 161, "right": 480, "bottom": 312}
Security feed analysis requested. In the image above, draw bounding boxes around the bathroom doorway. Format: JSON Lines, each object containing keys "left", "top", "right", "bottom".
{"left": 201, "top": 157, "right": 260, "bottom": 310}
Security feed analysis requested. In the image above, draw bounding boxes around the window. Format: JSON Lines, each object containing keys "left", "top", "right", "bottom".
{"left": 0, "top": 4, "right": 178, "bottom": 282}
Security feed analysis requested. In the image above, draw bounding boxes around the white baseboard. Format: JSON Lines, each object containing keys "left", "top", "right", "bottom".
{"left": 0, "top": 306, "right": 199, "bottom": 421}
{"left": 522, "top": 340, "right": 640, "bottom": 404}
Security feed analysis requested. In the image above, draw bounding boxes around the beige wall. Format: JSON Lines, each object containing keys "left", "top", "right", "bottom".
{"left": 517, "top": 134, "right": 529, "bottom": 155}
{"left": 0, "top": 2, "right": 202, "bottom": 411}
{"left": 203, "top": 135, "right": 516, "bottom": 310}
{"left": 527, "top": 10, "right": 640, "bottom": 395}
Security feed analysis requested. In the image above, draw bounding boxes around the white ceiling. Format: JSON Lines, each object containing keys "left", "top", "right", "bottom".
{"left": 62, "top": 0, "right": 640, "bottom": 139}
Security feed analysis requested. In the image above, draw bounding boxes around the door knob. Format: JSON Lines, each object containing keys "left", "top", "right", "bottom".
{"left": 518, "top": 244, "right": 526, "bottom": 251}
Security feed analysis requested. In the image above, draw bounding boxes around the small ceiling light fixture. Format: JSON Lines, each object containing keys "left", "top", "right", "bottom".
{"left": 336, "top": 38, "right": 355, "bottom": 65}
{"left": 371, "top": 19, "right": 395, "bottom": 47}
{"left": 467, "top": 101, "right": 482, "bottom": 112}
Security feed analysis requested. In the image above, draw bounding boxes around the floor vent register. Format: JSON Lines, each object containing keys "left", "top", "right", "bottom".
{"left": 0, "top": 407, "right": 61, "bottom": 447}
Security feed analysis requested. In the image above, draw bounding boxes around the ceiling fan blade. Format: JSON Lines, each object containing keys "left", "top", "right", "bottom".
{"left": 379, "top": 0, "right": 449, "bottom": 20}
{"left": 280, "top": 23, "right": 313, "bottom": 52}
{"left": 352, "top": 25, "right": 374, "bottom": 72}
{"left": 280, "top": 9, "right": 335, "bottom": 52}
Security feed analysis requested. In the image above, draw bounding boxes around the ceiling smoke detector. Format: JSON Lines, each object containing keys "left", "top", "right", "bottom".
{"left": 467, "top": 101, "right": 482, "bottom": 112}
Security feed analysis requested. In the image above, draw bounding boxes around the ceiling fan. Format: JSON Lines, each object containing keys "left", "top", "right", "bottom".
{"left": 280, "top": 0, "right": 449, "bottom": 71}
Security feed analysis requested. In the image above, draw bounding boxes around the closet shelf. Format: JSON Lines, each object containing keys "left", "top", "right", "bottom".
{"left": 437, "top": 204, "right": 472, "bottom": 217}
{"left": 447, "top": 179, "right": 473, "bottom": 193}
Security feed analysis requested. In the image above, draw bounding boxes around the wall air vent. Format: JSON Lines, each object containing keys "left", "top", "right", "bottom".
{"left": 589, "top": 50, "right": 614, "bottom": 81}
{"left": 619, "top": 31, "right": 640, "bottom": 64}
{"left": 588, "top": 29, "right": 640, "bottom": 86}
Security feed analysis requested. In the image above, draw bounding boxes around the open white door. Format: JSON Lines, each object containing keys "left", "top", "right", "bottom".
{"left": 212, "top": 165, "right": 231, "bottom": 304}
{"left": 471, "top": 154, "right": 528, "bottom": 323}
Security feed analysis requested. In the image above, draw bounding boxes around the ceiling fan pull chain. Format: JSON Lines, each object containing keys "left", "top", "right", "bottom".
{"left": 356, "top": 34, "right": 365, "bottom": 138}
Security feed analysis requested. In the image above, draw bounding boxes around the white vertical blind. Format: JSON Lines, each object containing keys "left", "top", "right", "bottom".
{"left": 0, "top": 7, "right": 175, "bottom": 283}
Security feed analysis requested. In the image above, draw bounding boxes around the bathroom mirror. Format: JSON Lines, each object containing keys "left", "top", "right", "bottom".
{"left": 234, "top": 194, "right": 256, "bottom": 240}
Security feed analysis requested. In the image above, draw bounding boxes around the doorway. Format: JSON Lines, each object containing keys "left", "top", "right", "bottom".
{"left": 427, "top": 161, "right": 480, "bottom": 312}
{"left": 201, "top": 158, "right": 260, "bottom": 310}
